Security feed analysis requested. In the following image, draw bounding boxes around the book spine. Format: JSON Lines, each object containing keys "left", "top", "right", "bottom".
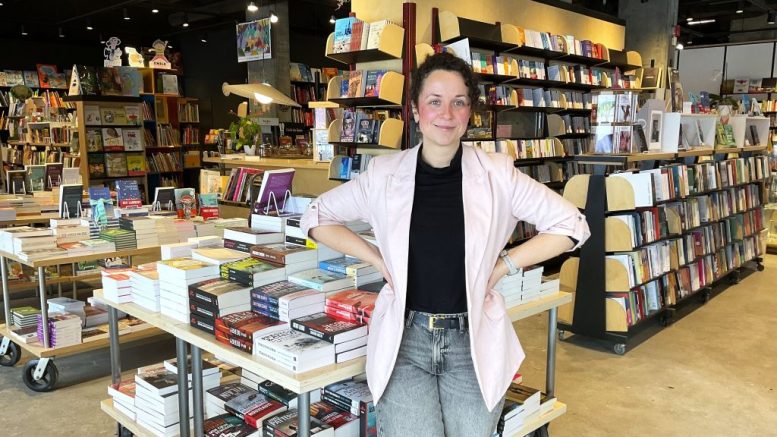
{"left": 319, "top": 263, "right": 347, "bottom": 275}
{"left": 251, "top": 249, "right": 286, "bottom": 264}
{"left": 257, "top": 386, "right": 291, "bottom": 407}
{"left": 290, "top": 320, "right": 335, "bottom": 342}
{"left": 227, "top": 268, "right": 254, "bottom": 287}
{"left": 224, "top": 404, "right": 246, "bottom": 420}
{"left": 251, "top": 301, "right": 280, "bottom": 316}
{"left": 250, "top": 291, "right": 280, "bottom": 306}
{"left": 321, "top": 389, "right": 355, "bottom": 413}
{"left": 188, "top": 288, "right": 218, "bottom": 307}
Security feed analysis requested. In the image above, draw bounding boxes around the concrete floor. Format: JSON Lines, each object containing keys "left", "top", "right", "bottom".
{"left": 0, "top": 255, "right": 775, "bottom": 436}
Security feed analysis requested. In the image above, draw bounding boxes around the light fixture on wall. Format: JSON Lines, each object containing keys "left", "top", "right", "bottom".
{"left": 736, "top": 1, "right": 744, "bottom": 13}
{"left": 247, "top": 2, "right": 259, "bottom": 12}
{"left": 329, "top": 15, "right": 336, "bottom": 24}
{"left": 222, "top": 82, "right": 301, "bottom": 107}
{"left": 20, "top": 25, "right": 27, "bottom": 36}
{"left": 58, "top": 27, "right": 65, "bottom": 38}
{"left": 86, "top": 19, "right": 93, "bottom": 30}
{"left": 270, "top": 11, "right": 278, "bottom": 23}
{"left": 769, "top": 10, "right": 776, "bottom": 24}
{"left": 123, "top": 8, "right": 130, "bottom": 20}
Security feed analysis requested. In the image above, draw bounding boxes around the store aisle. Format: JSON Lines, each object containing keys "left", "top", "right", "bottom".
{"left": 0, "top": 256, "right": 775, "bottom": 436}
{"left": 516, "top": 254, "right": 777, "bottom": 437}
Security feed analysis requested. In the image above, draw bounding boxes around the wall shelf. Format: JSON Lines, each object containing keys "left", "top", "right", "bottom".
{"left": 325, "top": 22, "right": 405, "bottom": 64}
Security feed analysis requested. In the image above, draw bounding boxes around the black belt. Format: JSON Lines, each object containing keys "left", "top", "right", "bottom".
{"left": 406, "top": 310, "right": 468, "bottom": 330}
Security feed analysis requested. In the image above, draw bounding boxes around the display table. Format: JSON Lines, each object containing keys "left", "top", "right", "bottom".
{"left": 0, "top": 213, "right": 59, "bottom": 227}
{"left": 203, "top": 156, "right": 342, "bottom": 196}
{"left": 95, "top": 289, "right": 571, "bottom": 437}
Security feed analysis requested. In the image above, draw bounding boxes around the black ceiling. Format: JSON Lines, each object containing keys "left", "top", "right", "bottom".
{"left": 0, "top": 0, "right": 350, "bottom": 48}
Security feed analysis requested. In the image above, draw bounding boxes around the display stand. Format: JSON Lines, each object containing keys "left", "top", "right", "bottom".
{"left": 0, "top": 246, "right": 163, "bottom": 391}
{"left": 558, "top": 151, "right": 769, "bottom": 355}
{"left": 95, "top": 288, "right": 571, "bottom": 437}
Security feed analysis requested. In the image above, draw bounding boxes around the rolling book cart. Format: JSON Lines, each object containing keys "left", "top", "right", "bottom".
{"left": 558, "top": 149, "right": 770, "bottom": 355}
{"left": 0, "top": 246, "right": 163, "bottom": 391}
{"left": 95, "top": 287, "right": 572, "bottom": 437}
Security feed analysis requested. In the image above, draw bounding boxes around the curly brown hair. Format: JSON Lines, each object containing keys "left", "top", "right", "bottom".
{"left": 410, "top": 51, "right": 480, "bottom": 108}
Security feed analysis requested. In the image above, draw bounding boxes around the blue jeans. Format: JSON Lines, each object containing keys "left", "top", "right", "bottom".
{"left": 375, "top": 311, "right": 505, "bottom": 437}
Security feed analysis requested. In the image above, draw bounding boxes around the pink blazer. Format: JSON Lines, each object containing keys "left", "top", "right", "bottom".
{"left": 301, "top": 145, "right": 590, "bottom": 411}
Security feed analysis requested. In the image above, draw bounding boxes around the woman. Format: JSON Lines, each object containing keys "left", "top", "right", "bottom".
{"left": 300, "top": 52, "right": 590, "bottom": 436}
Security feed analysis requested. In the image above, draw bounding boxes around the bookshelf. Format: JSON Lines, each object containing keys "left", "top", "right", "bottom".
{"left": 62, "top": 95, "right": 149, "bottom": 201}
{"left": 557, "top": 152, "right": 771, "bottom": 354}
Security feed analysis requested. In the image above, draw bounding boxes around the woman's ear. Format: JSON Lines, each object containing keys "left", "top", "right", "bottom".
{"left": 411, "top": 105, "right": 419, "bottom": 123}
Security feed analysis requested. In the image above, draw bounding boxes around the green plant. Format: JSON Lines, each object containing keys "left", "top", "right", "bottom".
{"left": 228, "top": 117, "right": 262, "bottom": 150}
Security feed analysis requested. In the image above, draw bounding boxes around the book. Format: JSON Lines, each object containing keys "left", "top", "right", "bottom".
{"left": 347, "top": 70, "right": 364, "bottom": 98}
{"left": 291, "top": 312, "right": 367, "bottom": 344}
{"left": 326, "top": 290, "right": 378, "bottom": 316}
{"left": 254, "top": 328, "right": 335, "bottom": 373}
{"left": 363, "top": 70, "right": 385, "bottom": 97}
{"left": 366, "top": 20, "right": 389, "bottom": 50}
{"left": 252, "top": 168, "right": 295, "bottom": 215}
{"left": 84, "top": 105, "right": 102, "bottom": 125}
{"left": 117, "top": 66, "right": 142, "bottom": 97}
{"left": 288, "top": 269, "right": 352, "bottom": 292}
{"left": 23, "top": 70, "right": 40, "bottom": 88}
{"left": 134, "top": 367, "right": 179, "bottom": 396}
{"left": 25, "top": 164, "right": 46, "bottom": 192}
{"left": 6, "top": 169, "right": 27, "bottom": 194}
{"left": 225, "top": 390, "right": 286, "bottom": 428}
{"left": 88, "top": 154, "right": 107, "bottom": 178}
{"left": 102, "top": 127, "right": 125, "bottom": 150}
{"left": 100, "top": 107, "right": 128, "bottom": 125}
{"left": 126, "top": 154, "right": 147, "bottom": 176}
{"left": 86, "top": 128, "right": 104, "bottom": 152}
{"left": 36, "top": 64, "right": 59, "bottom": 88}
{"left": 250, "top": 243, "right": 317, "bottom": 265}
{"left": 116, "top": 179, "right": 143, "bottom": 208}
{"left": 122, "top": 129, "right": 143, "bottom": 151}
{"left": 45, "top": 162, "right": 63, "bottom": 190}
{"left": 204, "top": 413, "right": 258, "bottom": 437}
{"left": 105, "top": 153, "right": 128, "bottom": 177}
{"left": 189, "top": 278, "right": 252, "bottom": 309}
{"left": 98, "top": 67, "right": 123, "bottom": 96}
{"left": 263, "top": 409, "right": 334, "bottom": 436}
{"left": 76, "top": 65, "right": 100, "bottom": 95}
{"left": 58, "top": 184, "right": 83, "bottom": 219}
{"left": 340, "top": 109, "right": 357, "bottom": 143}
{"left": 333, "top": 17, "right": 356, "bottom": 53}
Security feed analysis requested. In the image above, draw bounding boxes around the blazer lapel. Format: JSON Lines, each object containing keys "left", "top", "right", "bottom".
{"left": 461, "top": 146, "right": 492, "bottom": 290}
{"left": 383, "top": 146, "right": 419, "bottom": 306}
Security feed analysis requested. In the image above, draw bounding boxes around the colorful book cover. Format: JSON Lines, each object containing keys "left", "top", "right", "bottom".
{"left": 36, "top": 64, "right": 58, "bottom": 89}
{"left": 116, "top": 66, "right": 142, "bottom": 97}
{"left": 84, "top": 105, "right": 102, "bottom": 125}
{"left": 98, "top": 67, "right": 123, "bottom": 96}
{"left": 199, "top": 193, "right": 219, "bottom": 220}
{"left": 124, "top": 106, "right": 141, "bottom": 125}
{"left": 122, "top": 129, "right": 143, "bottom": 151}
{"left": 88, "top": 154, "right": 106, "bottom": 178}
{"left": 333, "top": 17, "right": 356, "bottom": 53}
{"left": 105, "top": 153, "right": 128, "bottom": 177}
{"left": 44, "top": 163, "right": 63, "bottom": 190}
{"left": 363, "top": 70, "right": 385, "bottom": 97}
{"left": 116, "top": 180, "right": 142, "bottom": 208}
{"left": 4, "top": 70, "right": 24, "bottom": 86}
{"left": 23, "top": 70, "right": 40, "bottom": 88}
{"left": 347, "top": 70, "right": 364, "bottom": 98}
{"left": 75, "top": 65, "right": 100, "bottom": 95}
{"left": 102, "top": 127, "right": 124, "bottom": 150}
{"left": 25, "top": 164, "right": 46, "bottom": 192}
{"left": 100, "top": 107, "right": 128, "bottom": 125}
{"left": 126, "top": 154, "right": 147, "bottom": 176}
{"left": 252, "top": 168, "right": 295, "bottom": 214}
{"left": 340, "top": 109, "right": 357, "bottom": 143}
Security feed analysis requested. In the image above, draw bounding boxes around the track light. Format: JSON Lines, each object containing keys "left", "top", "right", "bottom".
{"left": 86, "top": 19, "right": 93, "bottom": 30}
{"left": 201, "top": 33, "right": 208, "bottom": 43}
{"left": 99, "top": 33, "right": 105, "bottom": 44}
{"left": 59, "top": 27, "right": 64, "bottom": 38}
{"left": 736, "top": 1, "right": 744, "bottom": 13}
{"left": 123, "top": 8, "right": 130, "bottom": 20}
{"left": 152, "top": 8, "right": 159, "bottom": 13}
{"left": 182, "top": 14, "right": 189, "bottom": 27}
{"left": 687, "top": 18, "right": 715, "bottom": 25}
{"left": 329, "top": 15, "right": 336, "bottom": 24}
{"left": 20, "top": 25, "right": 27, "bottom": 36}
{"left": 270, "top": 11, "right": 278, "bottom": 23}
{"left": 247, "top": 2, "right": 258, "bottom": 12}
{"left": 686, "top": 17, "right": 693, "bottom": 21}
{"left": 769, "top": 10, "right": 776, "bottom": 24}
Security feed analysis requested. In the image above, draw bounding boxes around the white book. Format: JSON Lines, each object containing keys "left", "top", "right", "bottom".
{"left": 366, "top": 20, "right": 389, "bottom": 50}
{"left": 609, "top": 172, "right": 654, "bottom": 208}
{"left": 254, "top": 328, "right": 335, "bottom": 372}
{"left": 191, "top": 247, "right": 247, "bottom": 265}
{"left": 336, "top": 345, "right": 367, "bottom": 363}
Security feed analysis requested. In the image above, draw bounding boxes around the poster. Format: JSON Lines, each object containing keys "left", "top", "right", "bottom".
{"left": 236, "top": 19, "right": 272, "bottom": 62}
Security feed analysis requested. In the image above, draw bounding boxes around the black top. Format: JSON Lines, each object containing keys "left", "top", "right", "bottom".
{"left": 406, "top": 145, "right": 467, "bottom": 314}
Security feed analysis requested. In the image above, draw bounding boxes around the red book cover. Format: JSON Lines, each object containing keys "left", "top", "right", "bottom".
{"left": 325, "top": 289, "right": 378, "bottom": 316}
{"left": 325, "top": 304, "right": 370, "bottom": 325}
{"left": 243, "top": 398, "right": 286, "bottom": 429}
{"left": 217, "top": 310, "right": 283, "bottom": 341}
{"left": 311, "top": 400, "right": 359, "bottom": 429}
{"left": 290, "top": 312, "right": 367, "bottom": 343}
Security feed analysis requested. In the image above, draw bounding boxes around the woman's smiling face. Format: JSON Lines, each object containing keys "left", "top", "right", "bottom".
{"left": 414, "top": 69, "right": 472, "bottom": 149}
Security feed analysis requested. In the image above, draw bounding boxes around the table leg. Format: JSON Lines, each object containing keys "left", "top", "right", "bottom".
{"left": 108, "top": 307, "right": 122, "bottom": 386}
{"left": 191, "top": 345, "right": 204, "bottom": 437}
{"left": 1, "top": 256, "right": 10, "bottom": 326}
{"left": 38, "top": 267, "right": 49, "bottom": 349}
{"left": 546, "top": 307, "right": 558, "bottom": 398}
{"left": 71, "top": 263, "right": 77, "bottom": 299}
{"left": 176, "top": 338, "right": 190, "bottom": 437}
{"left": 57, "top": 265, "right": 62, "bottom": 298}
{"left": 297, "top": 391, "right": 311, "bottom": 437}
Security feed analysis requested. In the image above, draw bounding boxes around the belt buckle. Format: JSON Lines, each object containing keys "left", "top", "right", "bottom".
{"left": 427, "top": 315, "right": 439, "bottom": 330}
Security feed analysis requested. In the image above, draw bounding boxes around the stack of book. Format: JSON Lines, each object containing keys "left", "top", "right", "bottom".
{"left": 322, "top": 378, "right": 375, "bottom": 436}
{"left": 0, "top": 227, "right": 52, "bottom": 252}
{"left": 102, "top": 272, "right": 133, "bottom": 303}
{"left": 188, "top": 279, "right": 253, "bottom": 334}
{"left": 134, "top": 366, "right": 193, "bottom": 436}
{"left": 149, "top": 216, "right": 179, "bottom": 245}
{"left": 291, "top": 312, "right": 368, "bottom": 363}
{"left": 188, "top": 235, "right": 222, "bottom": 248}
{"left": 80, "top": 238, "right": 117, "bottom": 254}
{"left": 250, "top": 242, "right": 318, "bottom": 275}
{"left": 58, "top": 241, "right": 93, "bottom": 256}
{"left": 203, "top": 413, "right": 259, "bottom": 437}
{"left": 48, "top": 296, "right": 86, "bottom": 321}
{"left": 81, "top": 217, "right": 120, "bottom": 239}
{"left": 497, "top": 383, "right": 556, "bottom": 436}
{"left": 191, "top": 247, "right": 246, "bottom": 265}
{"left": 100, "top": 228, "right": 137, "bottom": 250}
{"left": 120, "top": 217, "right": 160, "bottom": 248}
{"left": 129, "top": 269, "right": 161, "bottom": 311}
{"left": 254, "top": 328, "right": 336, "bottom": 373}
{"left": 12, "top": 232, "right": 58, "bottom": 257}
{"left": 255, "top": 380, "right": 305, "bottom": 409}
{"left": 251, "top": 280, "right": 325, "bottom": 322}
{"left": 214, "top": 310, "right": 284, "bottom": 353}
{"left": 224, "top": 386, "right": 287, "bottom": 429}
{"left": 161, "top": 241, "right": 197, "bottom": 259}
{"left": 108, "top": 380, "right": 137, "bottom": 421}
{"left": 325, "top": 289, "right": 377, "bottom": 325}
{"left": 263, "top": 409, "right": 334, "bottom": 437}
{"left": 210, "top": 217, "right": 250, "bottom": 238}
{"left": 310, "top": 401, "right": 360, "bottom": 437}
{"left": 164, "top": 357, "right": 221, "bottom": 391}
{"left": 288, "top": 269, "right": 353, "bottom": 296}
{"left": 319, "top": 256, "right": 383, "bottom": 288}
{"left": 172, "top": 219, "right": 197, "bottom": 241}
{"left": 156, "top": 258, "right": 220, "bottom": 322}
{"left": 37, "top": 313, "right": 82, "bottom": 347}
{"left": 52, "top": 225, "right": 90, "bottom": 245}
{"left": 283, "top": 218, "right": 343, "bottom": 262}
{"left": 221, "top": 257, "right": 287, "bottom": 288}
{"left": 194, "top": 221, "right": 217, "bottom": 237}
{"left": 12, "top": 306, "right": 40, "bottom": 328}
{"left": 206, "top": 382, "right": 254, "bottom": 419}
{"left": 251, "top": 213, "right": 301, "bottom": 233}
{"left": 494, "top": 266, "right": 545, "bottom": 306}
{"left": 223, "top": 227, "right": 284, "bottom": 253}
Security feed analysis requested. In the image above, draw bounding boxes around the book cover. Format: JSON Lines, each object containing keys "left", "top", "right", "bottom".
{"left": 4, "top": 70, "right": 24, "bottom": 86}
{"left": 7, "top": 170, "right": 27, "bottom": 194}
{"left": 153, "top": 187, "right": 176, "bottom": 210}
{"left": 116, "top": 179, "right": 142, "bottom": 208}
{"left": 347, "top": 70, "right": 364, "bottom": 98}
{"left": 116, "top": 66, "right": 142, "bottom": 97}
{"left": 288, "top": 269, "right": 349, "bottom": 291}
{"left": 45, "top": 162, "right": 63, "bottom": 190}
{"left": 326, "top": 290, "right": 378, "bottom": 316}
{"left": 207, "top": 382, "right": 253, "bottom": 408}
{"left": 102, "top": 127, "right": 125, "bottom": 150}
{"left": 101, "top": 107, "right": 128, "bottom": 125}
{"left": 76, "top": 65, "right": 100, "bottom": 95}
{"left": 252, "top": 168, "right": 295, "bottom": 215}
{"left": 355, "top": 115, "right": 375, "bottom": 144}
{"left": 363, "top": 70, "right": 385, "bottom": 97}
{"left": 124, "top": 106, "right": 141, "bottom": 126}
{"left": 134, "top": 367, "right": 178, "bottom": 395}
{"left": 25, "top": 164, "right": 46, "bottom": 192}
{"left": 204, "top": 413, "right": 258, "bottom": 437}
{"left": 333, "top": 17, "right": 355, "bottom": 53}
{"left": 86, "top": 128, "right": 104, "bottom": 152}
{"left": 122, "top": 129, "right": 143, "bottom": 151}
{"left": 340, "top": 109, "right": 357, "bottom": 143}
{"left": 36, "top": 64, "right": 59, "bottom": 88}
{"left": 84, "top": 105, "right": 101, "bottom": 125}
{"left": 58, "top": 184, "right": 83, "bottom": 219}
{"left": 290, "top": 312, "right": 367, "bottom": 343}
{"left": 263, "top": 409, "right": 332, "bottom": 436}
{"left": 87, "top": 154, "right": 106, "bottom": 179}
{"left": 251, "top": 280, "right": 317, "bottom": 305}
{"left": 98, "top": 67, "right": 123, "bottom": 96}
{"left": 23, "top": 70, "right": 40, "bottom": 88}
{"left": 126, "top": 154, "right": 147, "bottom": 176}
{"left": 250, "top": 243, "right": 315, "bottom": 265}
{"left": 105, "top": 153, "right": 128, "bottom": 177}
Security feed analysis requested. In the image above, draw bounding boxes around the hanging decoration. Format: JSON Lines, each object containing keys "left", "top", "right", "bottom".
{"left": 236, "top": 18, "right": 272, "bottom": 62}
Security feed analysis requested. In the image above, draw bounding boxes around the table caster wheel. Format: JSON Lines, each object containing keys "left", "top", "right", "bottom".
{"left": 557, "top": 330, "right": 566, "bottom": 341}
{"left": 22, "top": 359, "right": 58, "bottom": 392}
{"left": 0, "top": 340, "right": 21, "bottom": 367}
{"left": 613, "top": 343, "right": 626, "bottom": 355}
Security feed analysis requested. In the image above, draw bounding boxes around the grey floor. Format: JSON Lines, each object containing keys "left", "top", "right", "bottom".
{"left": 1, "top": 255, "right": 775, "bottom": 436}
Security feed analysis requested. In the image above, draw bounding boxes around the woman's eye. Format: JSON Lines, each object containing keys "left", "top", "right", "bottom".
{"left": 429, "top": 100, "right": 440, "bottom": 105}
{"left": 455, "top": 100, "right": 467, "bottom": 106}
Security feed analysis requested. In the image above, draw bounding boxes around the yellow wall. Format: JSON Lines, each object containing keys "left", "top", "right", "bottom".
{"left": 352, "top": 0, "right": 625, "bottom": 50}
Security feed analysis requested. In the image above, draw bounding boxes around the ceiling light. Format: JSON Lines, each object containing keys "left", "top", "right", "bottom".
{"left": 736, "top": 1, "right": 744, "bottom": 13}
{"left": 676, "top": 42, "right": 684, "bottom": 50}
{"left": 182, "top": 14, "right": 189, "bottom": 27}
{"left": 58, "top": 27, "right": 64, "bottom": 38}
{"left": 769, "top": 11, "right": 777, "bottom": 24}
{"left": 201, "top": 33, "right": 208, "bottom": 43}
{"left": 99, "top": 33, "right": 105, "bottom": 44}
{"left": 687, "top": 19, "right": 715, "bottom": 25}
{"left": 21, "top": 25, "right": 27, "bottom": 36}
{"left": 329, "top": 15, "right": 336, "bottom": 24}
{"left": 86, "top": 19, "right": 93, "bottom": 30}
{"left": 247, "top": 2, "right": 258, "bottom": 12}
{"left": 270, "top": 12, "right": 278, "bottom": 23}
{"left": 168, "top": 45, "right": 173, "bottom": 49}
{"left": 152, "top": 8, "right": 159, "bottom": 13}
{"left": 686, "top": 17, "right": 693, "bottom": 21}
{"left": 123, "top": 8, "right": 130, "bottom": 20}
